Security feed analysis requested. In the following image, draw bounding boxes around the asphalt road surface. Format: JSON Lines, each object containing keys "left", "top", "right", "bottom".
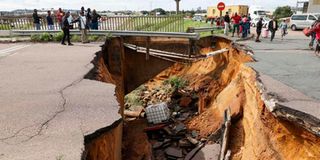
{"left": 242, "top": 30, "right": 320, "bottom": 101}
{"left": 0, "top": 43, "right": 120, "bottom": 160}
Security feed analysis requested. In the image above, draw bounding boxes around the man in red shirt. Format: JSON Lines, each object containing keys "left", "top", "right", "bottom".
{"left": 56, "top": 8, "right": 64, "bottom": 29}
{"left": 231, "top": 12, "right": 241, "bottom": 37}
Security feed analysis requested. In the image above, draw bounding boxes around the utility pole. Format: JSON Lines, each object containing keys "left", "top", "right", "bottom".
{"left": 175, "top": 0, "right": 181, "bottom": 14}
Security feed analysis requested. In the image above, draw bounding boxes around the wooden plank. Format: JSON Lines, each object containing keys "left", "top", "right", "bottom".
{"left": 219, "top": 108, "right": 231, "bottom": 160}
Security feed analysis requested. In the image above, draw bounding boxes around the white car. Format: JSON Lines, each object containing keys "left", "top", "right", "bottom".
{"left": 290, "top": 13, "right": 320, "bottom": 31}
{"left": 251, "top": 17, "right": 270, "bottom": 28}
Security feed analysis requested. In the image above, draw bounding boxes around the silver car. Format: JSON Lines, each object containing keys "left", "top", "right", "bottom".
{"left": 290, "top": 13, "right": 320, "bottom": 31}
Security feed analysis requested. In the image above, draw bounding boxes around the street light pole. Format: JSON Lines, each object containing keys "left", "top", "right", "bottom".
{"left": 175, "top": 0, "right": 181, "bottom": 14}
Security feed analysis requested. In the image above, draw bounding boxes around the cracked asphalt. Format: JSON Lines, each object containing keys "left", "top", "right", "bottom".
{"left": 0, "top": 43, "right": 120, "bottom": 160}
{"left": 241, "top": 30, "right": 320, "bottom": 101}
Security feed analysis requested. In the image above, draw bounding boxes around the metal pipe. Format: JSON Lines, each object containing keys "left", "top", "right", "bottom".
{"left": 11, "top": 30, "right": 200, "bottom": 39}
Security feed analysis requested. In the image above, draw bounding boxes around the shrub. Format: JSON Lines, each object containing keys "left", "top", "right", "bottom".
{"left": 71, "top": 35, "right": 81, "bottom": 42}
{"left": 164, "top": 76, "right": 188, "bottom": 89}
{"left": 88, "top": 35, "right": 98, "bottom": 41}
{"left": 30, "top": 34, "right": 41, "bottom": 42}
{"left": 40, "top": 32, "right": 52, "bottom": 42}
{"left": 53, "top": 31, "right": 64, "bottom": 42}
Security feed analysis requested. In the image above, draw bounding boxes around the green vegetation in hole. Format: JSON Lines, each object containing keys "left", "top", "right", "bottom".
{"left": 163, "top": 76, "right": 188, "bottom": 89}
{"left": 124, "top": 85, "right": 146, "bottom": 108}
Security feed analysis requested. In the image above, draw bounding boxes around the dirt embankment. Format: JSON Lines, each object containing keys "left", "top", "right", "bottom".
{"left": 90, "top": 36, "right": 320, "bottom": 160}
{"left": 132, "top": 40, "right": 320, "bottom": 159}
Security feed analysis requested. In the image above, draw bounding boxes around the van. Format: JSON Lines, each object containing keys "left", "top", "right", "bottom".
{"left": 290, "top": 13, "right": 320, "bottom": 31}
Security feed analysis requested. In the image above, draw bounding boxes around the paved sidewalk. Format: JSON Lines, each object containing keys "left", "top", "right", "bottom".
{"left": 0, "top": 43, "right": 120, "bottom": 160}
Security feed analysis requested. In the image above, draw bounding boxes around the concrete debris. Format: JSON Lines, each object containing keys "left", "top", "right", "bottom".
{"left": 184, "top": 142, "right": 205, "bottom": 160}
{"left": 178, "top": 139, "right": 192, "bottom": 147}
{"left": 165, "top": 147, "right": 183, "bottom": 158}
{"left": 191, "top": 130, "right": 198, "bottom": 138}
{"left": 174, "top": 123, "right": 186, "bottom": 134}
{"left": 192, "top": 144, "right": 221, "bottom": 160}
{"left": 124, "top": 108, "right": 143, "bottom": 117}
{"left": 186, "top": 135, "right": 199, "bottom": 145}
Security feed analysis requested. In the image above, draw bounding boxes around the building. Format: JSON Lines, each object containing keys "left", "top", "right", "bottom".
{"left": 308, "top": 0, "right": 320, "bottom": 13}
{"left": 207, "top": 5, "right": 249, "bottom": 18}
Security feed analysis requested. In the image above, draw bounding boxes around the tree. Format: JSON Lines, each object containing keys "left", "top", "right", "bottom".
{"left": 152, "top": 8, "right": 166, "bottom": 15}
{"left": 273, "top": 6, "right": 293, "bottom": 19}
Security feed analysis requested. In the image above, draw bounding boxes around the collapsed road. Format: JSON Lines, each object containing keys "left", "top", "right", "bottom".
{"left": 88, "top": 35, "right": 320, "bottom": 160}
{"left": 0, "top": 34, "right": 319, "bottom": 160}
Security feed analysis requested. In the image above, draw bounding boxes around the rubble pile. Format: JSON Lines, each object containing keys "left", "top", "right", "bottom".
{"left": 124, "top": 76, "right": 220, "bottom": 159}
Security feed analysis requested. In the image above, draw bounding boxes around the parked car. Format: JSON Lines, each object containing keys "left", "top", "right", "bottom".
{"left": 290, "top": 13, "right": 320, "bottom": 31}
{"left": 251, "top": 17, "right": 270, "bottom": 28}
{"left": 192, "top": 14, "right": 206, "bottom": 22}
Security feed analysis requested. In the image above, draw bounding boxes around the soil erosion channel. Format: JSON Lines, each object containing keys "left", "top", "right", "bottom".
{"left": 88, "top": 36, "right": 320, "bottom": 160}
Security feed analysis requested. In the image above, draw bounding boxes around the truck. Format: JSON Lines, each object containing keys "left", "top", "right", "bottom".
{"left": 249, "top": 6, "right": 267, "bottom": 19}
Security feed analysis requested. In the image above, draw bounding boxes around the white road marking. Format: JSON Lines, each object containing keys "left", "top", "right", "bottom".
{"left": 0, "top": 45, "right": 31, "bottom": 57}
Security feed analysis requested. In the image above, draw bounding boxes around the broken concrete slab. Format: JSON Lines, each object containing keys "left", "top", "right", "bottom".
{"left": 192, "top": 143, "right": 221, "bottom": 160}
{"left": 258, "top": 74, "right": 320, "bottom": 136}
{"left": 165, "top": 147, "right": 183, "bottom": 158}
{"left": 184, "top": 142, "right": 205, "bottom": 160}
{"left": 0, "top": 43, "right": 121, "bottom": 160}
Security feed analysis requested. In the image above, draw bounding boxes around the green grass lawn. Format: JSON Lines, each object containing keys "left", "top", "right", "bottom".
{"left": 183, "top": 19, "right": 224, "bottom": 37}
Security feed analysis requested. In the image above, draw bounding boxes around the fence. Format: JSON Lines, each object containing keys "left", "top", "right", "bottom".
{"left": 0, "top": 15, "right": 184, "bottom": 32}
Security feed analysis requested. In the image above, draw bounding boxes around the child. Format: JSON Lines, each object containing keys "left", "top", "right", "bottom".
{"left": 279, "top": 20, "right": 288, "bottom": 40}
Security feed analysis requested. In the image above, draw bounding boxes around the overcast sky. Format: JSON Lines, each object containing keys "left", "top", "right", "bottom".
{"left": 0, "top": 0, "right": 298, "bottom": 11}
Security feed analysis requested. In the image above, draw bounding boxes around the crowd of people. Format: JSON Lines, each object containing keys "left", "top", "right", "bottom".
{"left": 221, "top": 12, "right": 289, "bottom": 43}
{"left": 32, "top": 7, "right": 102, "bottom": 45}
{"left": 221, "top": 11, "right": 319, "bottom": 55}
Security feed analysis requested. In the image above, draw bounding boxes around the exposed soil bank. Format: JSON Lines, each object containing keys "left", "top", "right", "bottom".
{"left": 88, "top": 36, "right": 320, "bottom": 160}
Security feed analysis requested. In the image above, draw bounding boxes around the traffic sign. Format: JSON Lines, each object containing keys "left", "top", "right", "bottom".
{"left": 217, "top": 2, "right": 225, "bottom": 11}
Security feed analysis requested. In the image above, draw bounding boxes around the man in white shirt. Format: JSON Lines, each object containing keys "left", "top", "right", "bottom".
{"left": 74, "top": 11, "right": 89, "bottom": 43}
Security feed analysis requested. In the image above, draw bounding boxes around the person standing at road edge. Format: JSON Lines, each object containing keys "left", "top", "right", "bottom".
{"left": 74, "top": 11, "right": 89, "bottom": 43}
{"left": 279, "top": 20, "right": 288, "bottom": 40}
{"left": 33, "top": 9, "right": 41, "bottom": 30}
{"left": 56, "top": 8, "right": 64, "bottom": 29}
{"left": 86, "top": 8, "right": 92, "bottom": 29}
{"left": 46, "top": 11, "right": 54, "bottom": 30}
{"left": 310, "top": 20, "right": 320, "bottom": 55}
{"left": 61, "top": 12, "right": 73, "bottom": 46}
{"left": 309, "top": 21, "right": 318, "bottom": 50}
{"left": 231, "top": 12, "right": 241, "bottom": 37}
{"left": 256, "top": 18, "right": 263, "bottom": 42}
{"left": 91, "top": 9, "right": 101, "bottom": 30}
{"left": 268, "top": 17, "right": 278, "bottom": 42}
{"left": 224, "top": 12, "right": 231, "bottom": 36}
